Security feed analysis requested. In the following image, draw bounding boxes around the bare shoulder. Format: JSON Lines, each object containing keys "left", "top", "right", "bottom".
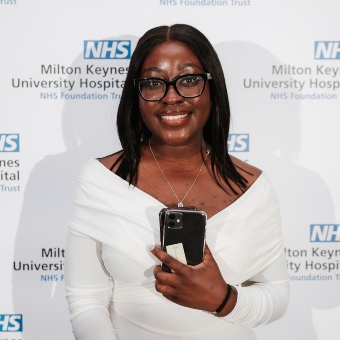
{"left": 230, "top": 155, "right": 263, "bottom": 189}
{"left": 98, "top": 151, "right": 123, "bottom": 172}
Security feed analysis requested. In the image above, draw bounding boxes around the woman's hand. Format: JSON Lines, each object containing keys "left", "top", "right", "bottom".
{"left": 150, "top": 244, "right": 237, "bottom": 316}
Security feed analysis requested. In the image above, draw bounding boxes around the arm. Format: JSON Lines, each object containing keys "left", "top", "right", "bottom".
{"left": 150, "top": 246, "right": 289, "bottom": 327}
{"left": 65, "top": 228, "right": 117, "bottom": 340}
{"left": 223, "top": 251, "right": 289, "bottom": 327}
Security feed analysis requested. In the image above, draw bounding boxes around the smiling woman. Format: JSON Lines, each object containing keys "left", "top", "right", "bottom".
{"left": 65, "top": 24, "right": 290, "bottom": 340}
{"left": 138, "top": 41, "right": 211, "bottom": 148}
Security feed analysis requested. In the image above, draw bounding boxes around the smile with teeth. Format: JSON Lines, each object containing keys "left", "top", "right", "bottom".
{"left": 160, "top": 113, "right": 188, "bottom": 120}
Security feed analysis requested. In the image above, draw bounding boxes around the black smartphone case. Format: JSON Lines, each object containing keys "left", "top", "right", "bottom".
{"left": 159, "top": 207, "right": 206, "bottom": 272}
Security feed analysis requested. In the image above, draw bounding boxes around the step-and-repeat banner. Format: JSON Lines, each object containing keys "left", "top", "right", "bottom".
{"left": 1, "top": 1, "right": 339, "bottom": 339}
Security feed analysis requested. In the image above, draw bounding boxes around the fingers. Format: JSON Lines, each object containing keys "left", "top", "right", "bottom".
{"left": 153, "top": 265, "right": 182, "bottom": 303}
{"left": 204, "top": 243, "right": 212, "bottom": 254}
{"left": 203, "top": 243, "right": 215, "bottom": 262}
{"left": 149, "top": 245, "right": 186, "bottom": 273}
{"left": 153, "top": 263, "right": 177, "bottom": 297}
{"left": 150, "top": 244, "right": 227, "bottom": 310}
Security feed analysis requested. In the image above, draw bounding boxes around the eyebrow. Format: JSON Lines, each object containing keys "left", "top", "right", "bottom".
{"left": 140, "top": 67, "right": 163, "bottom": 77}
{"left": 140, "top": 63, "right": 204, "bottom": 77}
{"left": 178, "top": 63, "right": 204, "bottom": 71}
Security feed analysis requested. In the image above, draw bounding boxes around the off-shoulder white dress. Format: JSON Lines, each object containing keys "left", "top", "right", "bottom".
{"left": 65, "top": 159, "right": 289, "bottom": 340}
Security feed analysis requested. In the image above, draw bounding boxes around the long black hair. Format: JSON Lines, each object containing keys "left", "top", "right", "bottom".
{"left": 114, "top": 24, "right": 247, "bottom": 194}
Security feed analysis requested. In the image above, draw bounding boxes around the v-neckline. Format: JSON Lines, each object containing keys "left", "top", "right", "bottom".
{"left": 93, "top": 158, "right": 264, "bottom": 222}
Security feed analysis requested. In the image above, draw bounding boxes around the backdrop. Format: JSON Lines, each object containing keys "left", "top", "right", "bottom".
{"left": 1, "top": 1, "right": 339, "bottom": 339}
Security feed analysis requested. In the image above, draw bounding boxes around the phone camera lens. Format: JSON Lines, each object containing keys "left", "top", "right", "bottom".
{"left": 168, "top": 221, "right": 175, "bottom": 228}
{"left": 169, "top": 214, "right": 175, "bottom": 220}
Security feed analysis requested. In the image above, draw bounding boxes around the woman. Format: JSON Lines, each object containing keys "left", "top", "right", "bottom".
{"left": 65, "top": 24, "right": 289, "bottom": 340}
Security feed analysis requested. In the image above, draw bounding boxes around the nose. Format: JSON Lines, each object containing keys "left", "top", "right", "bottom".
{"left": 160, "top": 85, "right": 184, "bottom": 104}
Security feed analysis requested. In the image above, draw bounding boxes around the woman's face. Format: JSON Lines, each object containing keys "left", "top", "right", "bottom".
{"left": 138, "top": 41, "right": 211, "bottom": 147}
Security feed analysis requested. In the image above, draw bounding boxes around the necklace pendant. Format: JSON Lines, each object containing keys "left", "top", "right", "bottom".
{"left": 149, "top": 140, "right": 209, "bottom": 211}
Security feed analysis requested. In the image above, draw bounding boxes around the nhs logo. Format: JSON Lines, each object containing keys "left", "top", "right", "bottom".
{"left": 228, "top": 134, "right": 249, "bottom": 152}
{"left": 84, "top": 40, "right": 131, "bottom": 59}
{"left": 0, "top": 134, "right": 20, "bottom": 152}
{"left": 0, "top": 314, "right": 23, "bottom": 332}
{"left": 314, "top": 41, "right": 340, "bottom": 59}
{"left": 310, "top": 224, "right": 340, "bottom": 242}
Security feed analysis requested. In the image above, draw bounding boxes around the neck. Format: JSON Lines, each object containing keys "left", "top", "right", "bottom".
{"left": 147, "top": 137, "right": 207, "bottom": 162}
{"left": 147, "top": 138, "right": 210, "bottom": 173}
{"left": 148, "top": 138, "right": 210, "bottom": 207}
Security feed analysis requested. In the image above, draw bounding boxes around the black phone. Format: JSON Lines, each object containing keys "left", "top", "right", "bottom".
{"left": 159, "top": 207, "right": 207, "bottom": 272}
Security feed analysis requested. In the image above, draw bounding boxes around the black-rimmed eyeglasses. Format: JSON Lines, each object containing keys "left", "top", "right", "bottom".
{"left": 134, "top": 73, "right": 212, "bottom": 102}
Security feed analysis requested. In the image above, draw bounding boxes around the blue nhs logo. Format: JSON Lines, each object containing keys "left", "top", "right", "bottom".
{"left": 310, "top": 225, "right": 340, "bottom": 242}
{"left": 84, "top": 40, "right": 131, "bottom": 59}
{"left": 228, "top": 134, "right": 249, "bottom": 152}
{"left": 314, "top": 41, "right": 340, "bottom": 59}
{"left": 0, "top": 314, "right": 23, "bottom": 332}
{"left": 0, "top": 134, "right": 20, "bottom": 152}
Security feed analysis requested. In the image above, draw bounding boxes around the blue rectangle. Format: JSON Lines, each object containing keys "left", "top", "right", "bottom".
{"left": 0, "top": 314, "right": 23, "bottom": 332}
{"left": 84, "top": 40, "right": 131, "bottom": 59}
{"left": 314, "top": 41, "right": 340, "bottom": 59}
{"left": 0, "top": 134, "right": 20, "bottom": 152}
{"left": 227, "top": 134, "right": 249, "bottom": 152}
{"left": 310, "top": 224, "right": 340, "bottom": 242}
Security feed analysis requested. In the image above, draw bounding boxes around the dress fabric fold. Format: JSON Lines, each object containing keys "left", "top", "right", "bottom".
{"left": 65, "top": 159, "right": 288, "bottom": 340}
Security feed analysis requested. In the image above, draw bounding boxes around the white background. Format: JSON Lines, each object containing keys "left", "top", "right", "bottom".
{"left": 1, "top": 0, "right": 339, "bottom": 339}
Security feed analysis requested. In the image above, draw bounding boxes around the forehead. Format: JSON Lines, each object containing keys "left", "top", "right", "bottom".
{"left": 140, "top": 41, "right": 204, "bottom": 76}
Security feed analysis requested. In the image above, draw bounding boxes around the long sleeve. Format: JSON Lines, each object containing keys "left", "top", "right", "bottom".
{"left": 223, "top": 251, "right": 290, "bottom": 327}
{"left": 64, "top": 160, "right": 289, "bottom": 339}
{"left": 65, "top": 228, "right": 117, "bottom": 340}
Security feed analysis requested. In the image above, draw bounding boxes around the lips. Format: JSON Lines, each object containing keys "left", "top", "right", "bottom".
{"left": 158, "top": 111, "right": 191, "bottom": 126}
{"left": 160, "top": 113, "right": 188, "bottom": 120}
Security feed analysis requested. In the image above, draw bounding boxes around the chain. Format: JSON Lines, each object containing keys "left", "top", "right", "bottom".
{"left": 149, "top": 140, "right": 210, "bottom": 207}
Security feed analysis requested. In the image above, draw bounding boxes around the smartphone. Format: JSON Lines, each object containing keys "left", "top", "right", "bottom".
{"left": 159, "top": 207, "right": 207, "bottom": 272}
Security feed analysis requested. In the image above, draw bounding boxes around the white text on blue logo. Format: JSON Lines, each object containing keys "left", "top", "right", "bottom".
{"left": 0, "top": 315, "right": 23, "bottom": 332}
{"left": 314, "top": 42, "right": 340, "bottom": 60}
{"left": 84, "top": 40, "right": 131, "bottom": 59}
{"left": 310, "top": 224, "right": 340, "bottom": 242}
{"left": 0, "top": 134, "right": 20, "bottom": 152}
{"left": 228, "top": 134, "right": 249, "bottom": 152}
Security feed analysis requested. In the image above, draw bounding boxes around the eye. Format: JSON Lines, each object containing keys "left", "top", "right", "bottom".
{"left": 178, "top": 75, "right": 202, "bottom": 87}
{"left": 143, "top": 79, "right": 164, "bottom": 90}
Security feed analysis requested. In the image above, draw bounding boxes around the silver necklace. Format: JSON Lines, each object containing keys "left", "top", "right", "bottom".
{"left": 148, "top": 140, "right": 210, "bottom": 207}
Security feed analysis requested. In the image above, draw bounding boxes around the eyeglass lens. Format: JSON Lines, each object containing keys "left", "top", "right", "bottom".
{"left": 139, "top": 75, "right": 205, "bottom": 101}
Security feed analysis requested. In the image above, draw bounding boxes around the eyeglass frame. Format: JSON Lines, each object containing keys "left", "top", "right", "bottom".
{"left": 134, "top": 73, "right": 212, "bottom": 102}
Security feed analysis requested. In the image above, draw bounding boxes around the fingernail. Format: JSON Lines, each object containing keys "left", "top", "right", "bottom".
{"left": 149, "top": 244, "right": 155, "bottom": 252}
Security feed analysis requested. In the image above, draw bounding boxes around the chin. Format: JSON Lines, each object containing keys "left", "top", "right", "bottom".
{"left": 156, "top": 133, "right": 201, "bottom": 147}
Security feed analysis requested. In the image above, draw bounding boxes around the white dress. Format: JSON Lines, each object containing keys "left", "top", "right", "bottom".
{"left": 65, "top": 159, "right": 289, "bottom": 340}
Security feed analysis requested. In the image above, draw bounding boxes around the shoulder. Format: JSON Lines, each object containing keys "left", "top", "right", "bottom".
{"left": 98, "top": 151, "right": 123, "bottom": 173}
{"left": 230, "top": 155, "right": 262, "bottom": 189}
